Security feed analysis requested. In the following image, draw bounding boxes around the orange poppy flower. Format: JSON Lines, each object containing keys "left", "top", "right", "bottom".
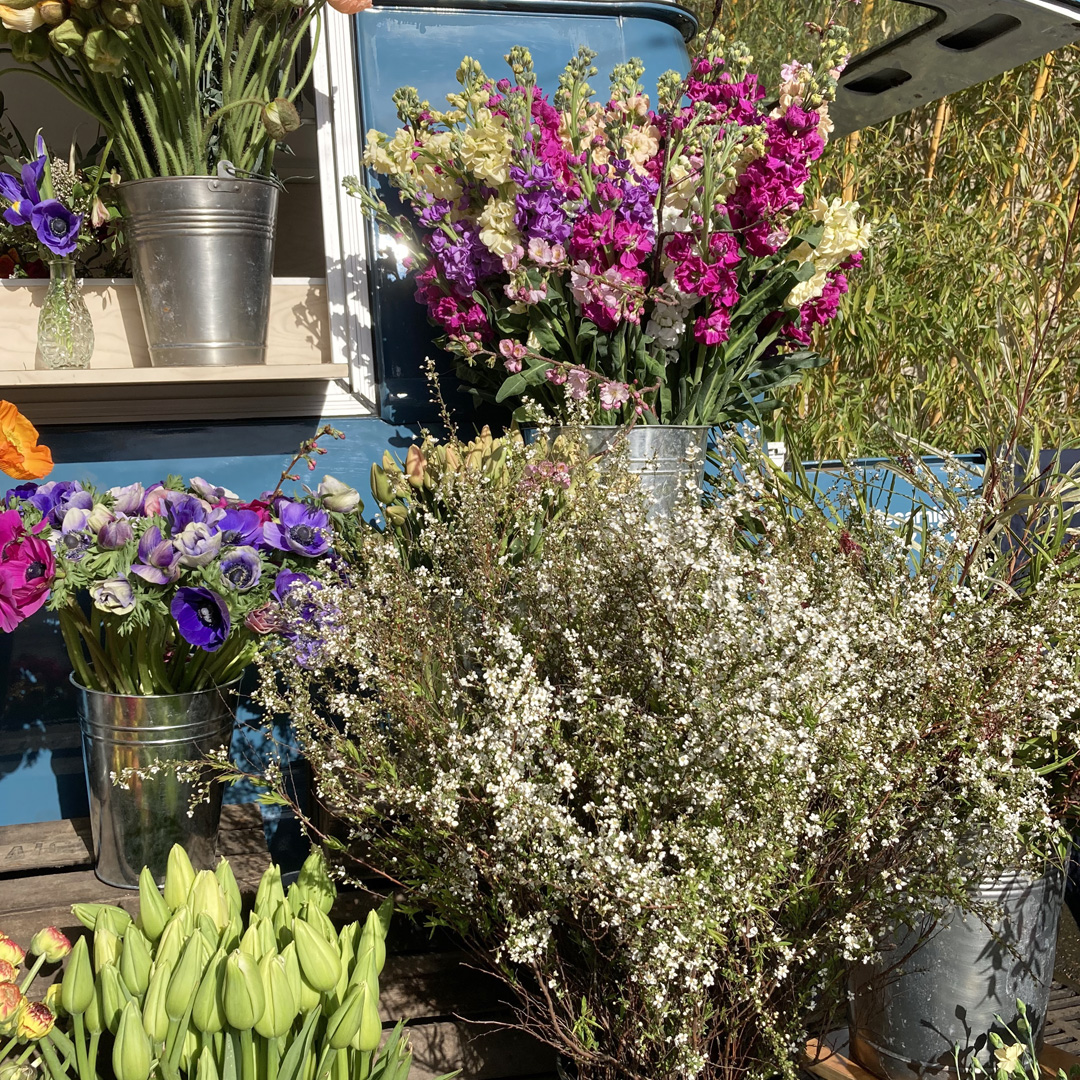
{"left": 0, "top": 401, "right": 52, "bottom": 481}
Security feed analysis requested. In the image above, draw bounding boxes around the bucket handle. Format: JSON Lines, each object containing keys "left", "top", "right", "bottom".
{"left": 214, "top": 159, "right": 286, "bottom": 192}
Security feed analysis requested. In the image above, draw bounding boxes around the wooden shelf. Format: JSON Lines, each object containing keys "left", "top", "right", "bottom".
{"left": 0, "top": 363, "right": 349, "bottom": 387}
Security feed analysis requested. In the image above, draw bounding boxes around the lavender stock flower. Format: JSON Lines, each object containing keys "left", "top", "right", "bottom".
{"left": 171, "top": 586, "right": 231, "bottom": 651}
{"left": 30, "top": 200, "right": 82, "bottom": 257}
{"left": 220, "top": 546, "right": 261, "bottom": 592}
{"left": 263, "top": 502, "right": 331, "bottom": 557}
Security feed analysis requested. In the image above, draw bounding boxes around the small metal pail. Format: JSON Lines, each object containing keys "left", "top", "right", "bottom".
{"left": 119, "top": 176, "right": 278, "bottom": 367}
{"left": 849, "top": 868, "right": 1065, "bottom": 1079}
{"left": 525, "top": 425, "right": 710, "bottom": 518}
{"left": 76, "top": 676, "right": 241, "bottom": 889}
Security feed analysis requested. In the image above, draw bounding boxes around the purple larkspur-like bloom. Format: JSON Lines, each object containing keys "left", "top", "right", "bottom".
{"left": 172, "top": 586, "right": 231, "bottom": 652}
{"left": 220, "top": 546, "right": 261, "bottom": 592}
{"left": 31, "top": 200, "right": 82, "bottom": 257}
{"left": 132, "top": 525, "right": 182, "bottom": 585}
{"left": 108, "top": 483, "right": 145, "bottom": 516}
{"left": 263, "top": 502, "right": 331, "bottom": 557}
{"left": 174, "top": 521, "right": 222, "bottom": 567}
{"left": 217, "top": 508, "right": 263, "bottom": 547}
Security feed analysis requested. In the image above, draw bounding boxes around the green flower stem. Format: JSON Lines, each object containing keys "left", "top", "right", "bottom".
{"left": 87, "top": 1031, "right": 99, "bottom": 1079}
{"left": 71, "top": 1013, "right": 90, "bottom": 1080}
{"left": 19, "top": 952, "right": 46, "bottom": 993}
{"left": 0, "top": 1036, "right": 18, "bottom": 1062}
{"left": 200, "top": 96, "right": 269, "bottom": 163}
{"left": 59, "top": 606, "right": 105, "bottom": 692}
{"left": 46, "top": 1028, "right": 76, "bottom": 1069}
{"left": 37, "top": 1035, "right": 70, "bottom": 1080}
{"left": 240, "top": 1028, "right": 255, "bottom": 1080}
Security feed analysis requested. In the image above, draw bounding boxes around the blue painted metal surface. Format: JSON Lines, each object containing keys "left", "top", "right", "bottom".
{"left": 354, "top": 0, "right": 695, "bottom": 424}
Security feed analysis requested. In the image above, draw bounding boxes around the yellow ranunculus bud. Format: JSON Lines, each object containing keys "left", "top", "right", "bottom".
{"left": 0, "top": 981, "right": 22, "bottom": 1027}
{"left": 112, "top": 1001, "right": 151, "bottom": 1080}
{"left": 15, "top": 1000, "right": 54, "bottom": 1040}
{"left": 29, "top": 927, "right": 70, "bottom": 963}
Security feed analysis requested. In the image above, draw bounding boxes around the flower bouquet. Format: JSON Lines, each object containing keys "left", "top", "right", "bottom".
{"left": 0, "top": 424, "right": 363, "bottom": 694}
{"left": 355, "top": 27, "right": 870, "bottom": 425}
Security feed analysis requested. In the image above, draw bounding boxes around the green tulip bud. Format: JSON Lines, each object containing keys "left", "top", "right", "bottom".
{"left": 290, "top": 848, "right": 336, "bottom": 916}
{"left": 255, "top": 954, "right": 297, "bottom": 1039}
{"left": 291, "top": 919, "right": 341, "bottom": 993}
{"left": 81, "top": 25, "right": 124, "bottom": 73}
{"left": 48, "top": 16, "right": 84, "bottom": 55}
{"left": 137, "top": 868, "right": 170, "bottom": 943}
{"left": 72, "top": 903, "right": 132, "bottom": 935}
{"left": 281, "top": 942, "right": 320, "bottom": 1013}
{"left": 178, "top": 1028, "right": 199, "bottom": 1072}
{"left": 271, "top": 900, "right": 291, "bottom": 947}
{"left": 84, "top": 968, "right": 104, "bottom": 1035}
{"left": 99, "top": 963, "right": 126, "bottom": 1033}
{"left": 163, "top": 845, "right": 197, "bottom": 911}
{"left": 261, "top": 97, "right": 300, "bottom": 142}
{"left": 256, "top": 914, "right": 277, "bottom": 959}
{"left": 119, "top": 925, "right": 153, "bottom": 997}
{"left": 191, "top": 871, "right": 230, "bottom": 931}
{"left": 10, "top": 27, "right": 49, "bottom": 63}
{"left": 370, "top": 464, "right": 394, "bottom": 506}
{"left": 197, "top": 913, "right": 222, "bottom": 950}
{"left": 94, "top": 927, "right": 122, "bottom": 974}
{"left": 60, "top": 936, "right": 95, "bottom": 1016}
{"left": 166, "top": 934, "right": 208, "bottom": 1022}
{"left": 360, "top": 909, "right": 386, "bottom": 975}
{"left": 222, "top": 910, "right": 243, "bottom": 953}
{"left": 349, "top": 946, "right": 378, "bottom": 1003}
{"left": 196, "top": 1046, "right": 220, "bottom": 1080}
{"left": 300, "top": 902, "right": 338, "bottom": 946}
{"left": 239, "top": 915, "right": 262, "bottom": 961}
{"left": 223, "top": 951, "right": 265, "bottom": 1030}
{"left": 384, "top": 503, "right": 409, "bottom": 527}
{"left": 141, "top": 959, "right": 172, "bottom": 1044}
{"left": 215, "top": 858, "right": 242, "bottom": 919}
{"left": 191, "top": 950, "right": 226, "bottom": 1035}
{"left": 356, "top": 976, "right": 382, "bottom": 1052}
{"left": 113, "top": 1001, "right": 151, "bottom": 1080}
{"left": 254, "top": 865, "right": 286, "bottom": 920}
{"left": 325, "top": 983, "right": 364, "bottom": 1051}
{"left": 154, "top": 914, "right": 186, "bottom": 973}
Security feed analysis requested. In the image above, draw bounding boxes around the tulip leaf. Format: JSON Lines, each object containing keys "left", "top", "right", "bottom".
{"left": 275, "top": 1008, "right": 320, "bottom": 1080}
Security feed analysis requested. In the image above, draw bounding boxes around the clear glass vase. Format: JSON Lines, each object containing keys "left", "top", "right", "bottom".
{"left": 37, "top": 257, "right": 94, "bottom": 369}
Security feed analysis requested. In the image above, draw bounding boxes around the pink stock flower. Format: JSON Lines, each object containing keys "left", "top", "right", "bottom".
{"left": 599, "top": 381, "right": 630, "bottom": 411}
{"left": 546, "top": 368, "right": 568, "bottom": 386}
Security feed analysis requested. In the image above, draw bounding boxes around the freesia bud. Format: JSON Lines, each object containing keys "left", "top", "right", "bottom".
{"left": 112, "top": 1001, "right": 151, "bottom": 1080}
{"left": 255, "top": 954, "right": 297, "bottom": 1039}
{"left": 60, "top": 936, "right": 94, "bottom": 1016}
{"left": 140, "top": 959, "right": 171, "bottom": 1044}
{"left": 15, "top": 1000, "right": 54, "bottom": 1040}
{"left": 291, "top": 918, "right": 341, "bottom": 992}
{"left": 0, "top": 935, "right": 25, "bottom": 966}
{"left": 163, "top": 844, "right": 196, "bottom": 911}
{"left": 317, "top": 475, "right": 361, "bottom": 514}
{"left": 223, "top": 951, "right": 265, "bottom": 1030}
{"left": 137, "top": 867, "right": 170, "bottom": 943}
{"left": 0, "top": 981, "right": 21, "bottom": 1026}
{"left": 166, "top": 934, "right": 208, "bottom": 1022}
{"left": 94, "top": 927, "right": 122, "bottom": 972}
{"left": 29, "top": 927, "right": 70, "bottom": 963}
{"left": 191, "top": 949, "right": 226, "bottom": 1034}
{"left": 119, "top": 924, "right": 152, "bottom": 997}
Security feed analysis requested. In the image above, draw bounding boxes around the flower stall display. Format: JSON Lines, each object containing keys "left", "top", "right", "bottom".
{"left": 0, "top": 847, "right": 421, "bottom": 1080}
{"left": 355, "top": 28, "right": 870, "bottom": 426}
{"left": 0, "top": 136, "right": 113, "bottom": 368}
{"left": 250, "top": 431, "right": 1080, "bottom": 1080}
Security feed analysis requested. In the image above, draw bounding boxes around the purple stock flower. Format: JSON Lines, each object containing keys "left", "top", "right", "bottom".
{"left": 108, "top": 483, "right": 145, "bottom": 516}
{"left": 218, "top": 508, "right": 263, "bottom": 547}
{"left": 428, "top": 222, "right": 503, "bottom": 297}
{"left": 174, "top": 521, "right": 222, "bottom": 567}
{"left": 171, "top": 586, "right": 231, "bottom": 652}
{"left": 98, "top": 517, "right": 133, "bottom": 550}
{"left": 263, "top": 502, "right": 331, "bottom": 557}
{"left": 220, "top": 546, "right": 261, "bottom": 592}
{"left": 132, "top": 525, "right": 182, "bottom": 585}
{"left": 30, "top": 200, "right": 82, "bottom": 257}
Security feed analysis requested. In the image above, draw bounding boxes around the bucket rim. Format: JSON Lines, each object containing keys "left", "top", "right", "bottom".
{"left": 70, "top": 672, "right": 244, "bottom": 702}
{"left": 117, "top": 175, "right": 279, "bottom": 191}
{"left": 522, "top": 423, "right": 712, "bottom": 433}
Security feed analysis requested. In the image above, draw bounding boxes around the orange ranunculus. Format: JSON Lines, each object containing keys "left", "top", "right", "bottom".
{"left": 327, "top": 0, "right": 371, "bottom": 12}
{"left": 0, "top": 401, "right": 52, "bottom": 481}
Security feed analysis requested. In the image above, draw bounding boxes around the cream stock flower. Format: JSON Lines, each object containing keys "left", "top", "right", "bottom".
{"left": 478, "top": 197, "right": 520, "bottom": 257}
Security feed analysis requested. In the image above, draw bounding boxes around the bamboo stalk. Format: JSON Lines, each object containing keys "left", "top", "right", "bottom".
{"left": 925, "top": 99, "right": 950, "bottom": 181}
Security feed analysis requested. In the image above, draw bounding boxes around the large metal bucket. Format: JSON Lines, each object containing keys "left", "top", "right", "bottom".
{"left": 849, "top": 869, "right": 1065, "bottom": 1079}
{"left": 76, "top": 677, "right": 241, "bottom": 889}
{"left": 526, "top": 425, "right": 710, "bottom": 518}
{"left": 119, "top": 176, "right": 278, "bottom": 367}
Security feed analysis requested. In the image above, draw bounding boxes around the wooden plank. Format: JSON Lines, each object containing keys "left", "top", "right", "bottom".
{"left": 0, "top": 816, "right": 93, "bottom": 874}
{"left": 0, "top": 279, "right": 333, "bottom": 376}
{"left": 403, "top": 1019, "right": 554, "bottom": 1080}
{"left": 0, "top": 363, "right": 348, "bottom": 387}
{"left": 1040, "top": 1043, "right": 1080, "bottom": 1077}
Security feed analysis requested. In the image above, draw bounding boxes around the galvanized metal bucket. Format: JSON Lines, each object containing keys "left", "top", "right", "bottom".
{"left": 525, "top": 425, "right": 710, "bottom": 517}
{"left": 76, "top": 676, "right": 241, "bottom": 889}
{"left": 119, "top": 176, "right": 278, "bottom": 367}
{"left": 849, "top": 868, "right": 1065, "bottom": 1079}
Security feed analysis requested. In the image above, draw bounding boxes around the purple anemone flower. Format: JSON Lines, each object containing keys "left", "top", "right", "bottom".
{"left": 132, "top": 525, "right": 182, "bottom": 585}
{"left": 166, "top": 493, "right": 215, "bottom": 533}
{"left": 220, "top": 546, "right": 261, "bottom": 592}
{"left": 172, "top": 586, "right": 231, "bottom": 652}
{"left": 98, "top": 518, "right": 133, "bottom": 550}
{"left": 30, "top": 199, "right": 82, "bottom": 257}
{"left": 189, "top": 477, "right": 238, "bottom": 503}
{"left": 58, "top": 510, "right": 92, "bottom": 562}
{"left": 272, "top": 569, "right": 311, "bottom": 604}
{"left": 4, "top": 482, "right": 39, "bottom": 507}
{"left": 218, "top": 508, "right": 263, "bottom": 548}
{"left": 263, "top": 502, "right": 331, "bottom": 557}
{"left": 108, "top": 483, "right": 145, "bottom": 516}
{"left": 28, "top": 481, "right": 87, "bottom": 526}
{"left": 173, "top": 521, "right": 222, "bottom": 567}
{"left": 0, "top": 156, "right": 44, "bottom": 227}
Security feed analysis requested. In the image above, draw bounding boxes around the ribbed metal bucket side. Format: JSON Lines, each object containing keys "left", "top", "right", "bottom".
{"left": 119, "top": 177, "right": 278, "bottom": 368}
{"left": 76, "top": 677, "right": 241, "bottom": 889}
{"left": 525, "top": 425, "right": 710, "bottom": 517}
{"left": 849, "top": 869, "right": 1065, "bottom": 1080}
